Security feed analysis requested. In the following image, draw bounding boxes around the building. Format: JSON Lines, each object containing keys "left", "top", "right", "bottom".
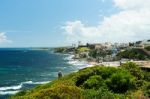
{"left": 140, "top": 40, "right": 150, "bottom": 48}
{"left": 86, "top": 43, "right": 104, "bottom": 49}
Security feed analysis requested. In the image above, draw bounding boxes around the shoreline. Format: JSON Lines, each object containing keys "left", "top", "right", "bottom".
{"left": 64, "top": 54, "right": 97, "bottom": 69}
{"left": 66, "top": 53, "right": 150, "bottom": 69}
{"left": 1, "top": 52, "right": 149, "bottom": 97}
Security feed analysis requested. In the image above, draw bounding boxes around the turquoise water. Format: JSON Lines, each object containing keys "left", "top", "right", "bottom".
{"left": 0, "top": 48, "right": 79, "bottom": 99}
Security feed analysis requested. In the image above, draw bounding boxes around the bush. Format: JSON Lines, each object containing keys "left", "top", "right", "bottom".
{"left": 75, "top": 66, "right": 118, "bottom": 87}
{"left": 75, "top": 67, "right": 95, "bottom": 87}
{"left": 98, "top": 67, "right": 118, "bottom": 79}
{"left": 122, "top": 62, "right": 144, "bottom": 80}
{"left": 76, "top": 47, "right": 90, "bottom": 53}
{"left": 145, "top": 46, "right": 150, "bottom": 51}
{"left": 82, "top": 88, "right": 126, "bottom": 99}
{"left": 143, "top": 83, "right": 150, "bottom": 97}
{"left": 82, "top": 89, "right": 100, "bottom": 99}
{"left": 146, "top": 85, "right": 150, "bottom": 97}
{"left": 106, "top": 70, "right": 136, "bottom": 93}
{"left": 82, "top": 75, "right": 104, "bottom": 89}
{"left": 12, "top": 85, "right": 83, "bottom": 99}
{"left": 143, "top": 71, "right": 150, "bottom": 82}
{"left": 117, "top": 49, "right": 149, "bottom": 60}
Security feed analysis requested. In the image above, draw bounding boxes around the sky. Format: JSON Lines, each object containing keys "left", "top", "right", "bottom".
{"left": 0, "top": 0, "right": 150, "bottom": 47}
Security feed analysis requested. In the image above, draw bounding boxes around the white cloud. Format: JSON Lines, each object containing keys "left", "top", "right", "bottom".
{"left": 114, "top": 0, "right": 150, "bottom": 10}
{"left": 0, "top": 33, "right": 12, "bottom": 44}
{"left": 62, "top": 0, "right": 150, "bottom": 43}
{"left": 62, "top": 21, "right": 102, "bottom": 43}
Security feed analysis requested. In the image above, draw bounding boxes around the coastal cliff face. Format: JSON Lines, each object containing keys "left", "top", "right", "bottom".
{"left": 10, "top": 62, "right": 150, "bottom": 99}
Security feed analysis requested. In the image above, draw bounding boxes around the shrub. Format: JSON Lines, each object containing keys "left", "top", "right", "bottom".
{"left": 12, "top": 85, "right": 83, "bottom": 99}
{"left": 82, "top": 89, "right": 100, "bottom": 99}
{"left": 77, "top": 47, "right": 90, "bottom": 53}
{"left": 106, "top": 70, "right": 136, "bottom": 93}
{"left": 117, "top": 49, "right": 149, "bottom": 60}
{"left": 74, "top": 67, "right": 99, "bottom": 87}
{"left": 143, "top": 71, "right": 150, "bottom": 82}
{"left": 82, "top": 88, "right": 126, "bottom": 99}
{"left": 143, "top": 83, "right": 150, "bottom": 97}
{"left": 145, "top": 46, "right": 150, "bottom": 51}
{"left": 82, "top": 75, "right": 104, "bottom": 89}
{"left": 121, "top": 62, "right": 144, "bottom": 80}
{"left": 98, "top": 67, "right": 118, "bottom": 79}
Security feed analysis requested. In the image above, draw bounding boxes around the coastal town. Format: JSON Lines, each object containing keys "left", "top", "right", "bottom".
{"left": 55, "top": 39, "right": 150, "bottom": 70}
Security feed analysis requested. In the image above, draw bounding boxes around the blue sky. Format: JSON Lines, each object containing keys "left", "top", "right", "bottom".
{"left": 0, "top": 0, "right": 115, "bottom": 47}
{"left": 0, "top": 0, "right": 149, "bottom": 47}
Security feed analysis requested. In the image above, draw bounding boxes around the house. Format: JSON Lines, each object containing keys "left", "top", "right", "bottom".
{"left": 87, "top": 43, "right": 104, "bottom": 49}
{"left": 94, "top": 44, "right": 104, "bottom": 49}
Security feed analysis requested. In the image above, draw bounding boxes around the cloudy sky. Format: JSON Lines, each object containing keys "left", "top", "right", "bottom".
{"left": 0, "top": 0, "right": 149, "bottom": 47}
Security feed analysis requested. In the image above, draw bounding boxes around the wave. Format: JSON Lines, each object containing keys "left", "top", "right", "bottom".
{"left": 0, "top": 84, "right": 22, "bottom": 91}
{"left": 63, "top": 55, "right": 74, "bottom": 61}
{"left": 0, "top": 90, "right": 20, "bottom": 95}
{"left": 0, "top": 81, "right": 50, "bottom": 95}
{"left": 64, "top": 54, "right": 93, "bottom": 69}
{"left": 22, "top": 81, "right": 50, "bottom": 85}
{"left": 67, "top": 59, "right": 93, "bottom": 69}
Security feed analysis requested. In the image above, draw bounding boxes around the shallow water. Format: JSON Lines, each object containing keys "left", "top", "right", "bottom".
{"left": 0, "top": 48, "right": 91, "bottom": 99}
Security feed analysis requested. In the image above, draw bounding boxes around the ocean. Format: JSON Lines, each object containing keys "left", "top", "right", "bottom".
{"left": 0, "top": 48, "right": 91, "bottom": 99}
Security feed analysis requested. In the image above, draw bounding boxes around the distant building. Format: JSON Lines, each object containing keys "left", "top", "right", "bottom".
{"left": 140, "top": 40, "right": 150, "bottom": 47}
{"left": 78, "top": 41, "right": 82, "bottom": 47}
{"left": 94, "top": 44, "right": 103, "bottom": 49}
{"left": 86, "top": 43, "right": 104, "bottom": 49}
{"left": 119, "top": 43, "right": 129, "bottom": 48}
{"left": 78, "top": 45, "right": 87, "bottom": 48}
{"left": 72, "top": 44, "right": 76, "bottom": 48}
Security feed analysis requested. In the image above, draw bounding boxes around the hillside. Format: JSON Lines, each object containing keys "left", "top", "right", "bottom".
{"left": 10, "top": 62, "right": 150, "bottom": 99}
{"left": 117, "top": 48, "right": 150, "bottom": 60}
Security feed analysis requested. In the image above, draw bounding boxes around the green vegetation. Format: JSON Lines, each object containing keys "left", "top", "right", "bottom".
{"left": 11, "top": 62, "right": 150, "bottom": 99}
{"left": 89, "top": 49, "right": 112, "bottom": 58}
{"left": 145, "top": 46, "right": 150, "bottom": 51}
{"left": 54, "top": 47, "right": 67, "bottom": 53}
{"left": 75, "top": 47, "right": 90, "bottom": 54}
{"left": 117, "top": 49, "right": 150, "bottom": 60}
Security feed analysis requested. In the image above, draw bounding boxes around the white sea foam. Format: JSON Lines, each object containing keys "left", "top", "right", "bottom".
{"left": 22, "top": 81, "right": 50, "bottom": 85}
{"left": 30, "top": 81, "right": 50, "bottom": 84}
{"left": 0, "top": 80, "right": 50, "bottom": 95}
{"left": 64, "top": 55, "right": 74, "bottom": 61}
{"left": 0, "top": 84, "right": 22, "bottom": 91}
{"left": 0, "top": 90, "right": 20, "bottom": 95}
{"left": 67, "top": 58, "right": 93, "bottom": 69}
{"left": 21, "top": 81, "right": 34, "bottom": 84}
{"left": 64, "top": 54, "right": 94, "bottom": 69}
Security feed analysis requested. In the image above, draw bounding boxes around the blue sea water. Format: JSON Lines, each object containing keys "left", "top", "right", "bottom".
{"left": 0, "top": 48, "right": 89, "bottom": 99}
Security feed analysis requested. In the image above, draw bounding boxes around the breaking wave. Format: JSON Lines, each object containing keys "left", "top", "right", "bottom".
{"left": 0, "top": 81, "right": 50, "bottom": 95}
